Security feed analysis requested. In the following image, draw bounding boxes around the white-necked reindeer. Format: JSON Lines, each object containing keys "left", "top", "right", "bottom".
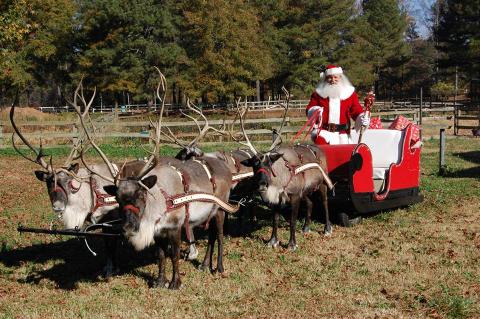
{"left": 235, "top": 89, "right": 334, "bottom": 250}
{"left": 10, "top": 86, "right": 144, "bottom": 276}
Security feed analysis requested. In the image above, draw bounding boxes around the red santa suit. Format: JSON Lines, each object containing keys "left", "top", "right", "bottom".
{"left": 306, "top": 66, "right": 366, "bottom": 145}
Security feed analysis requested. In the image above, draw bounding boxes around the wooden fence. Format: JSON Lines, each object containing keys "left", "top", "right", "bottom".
{"left": 0, "top": 107, "right": 456, "bottom": 149}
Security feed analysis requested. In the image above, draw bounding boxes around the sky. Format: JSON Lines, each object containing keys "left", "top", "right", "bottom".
{"left": 405, "top": 0, "right": 436, "bottom": 38}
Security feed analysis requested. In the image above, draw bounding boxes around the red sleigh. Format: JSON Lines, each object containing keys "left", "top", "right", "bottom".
{"left": 318, "top": 124, "right": 423, "bottom": 224}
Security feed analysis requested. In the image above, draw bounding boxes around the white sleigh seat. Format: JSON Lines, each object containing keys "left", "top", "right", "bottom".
{"left": 350, "top": 129, "right": 405, "bottom": 179}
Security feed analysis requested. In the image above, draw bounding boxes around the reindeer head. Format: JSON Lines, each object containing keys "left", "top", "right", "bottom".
{"left": 9, "top": 94, "right": 93, "bottom": 227}
{"left": 104, "top": 175, "right": 157, "bottom": 236}
{"left": 241, "top": 152, "right": 283, "bottom": 203}
{"left": 35, "top": 163, "right": 81, "bottom": 214}
{"left": 232, "top": 88, "right": 290, "bottom": 204}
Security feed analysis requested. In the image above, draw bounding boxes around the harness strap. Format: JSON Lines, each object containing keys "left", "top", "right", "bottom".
{"left": 124, "top": 204, "right": 140, "bottom": 215}
{"left": 291, "top": 108, "right": 321, "bottom": 143}
{"left": 232, "top": 171, "right": 254, "bottom": 181}
{"left": 68, "top": 180, "right": 82, "bottom": 194}
{"left": 193, "top": 159, "right": 216, "bottom": 192}
{"left": 89, "top": 177, "right": 118, "bottom": 214}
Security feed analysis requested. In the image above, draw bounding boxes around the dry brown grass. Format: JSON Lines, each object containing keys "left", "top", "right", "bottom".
{"left": 0, "top": 132, "right": 479, "bottom": 318}
{"left": 0, "top": 106, "right": 56, "bottom": 122}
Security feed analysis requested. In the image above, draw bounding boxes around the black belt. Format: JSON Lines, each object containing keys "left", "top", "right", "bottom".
{"left": 322, "top": 123, "right": 349, "bottom": 132}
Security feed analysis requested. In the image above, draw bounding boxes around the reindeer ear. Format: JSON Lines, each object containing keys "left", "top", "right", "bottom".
{"left": 68, "top": 163, "right": 80, "bottom": 174}
{"left": 175, "top": 148, "right": 189, "bottom": 160}
{"left": 141, "top": 175, "right": 157, "bottom": 189}
{"left": 35, "top": 171, "right": 49, "bottom": 182}
{"left": 103, "top": 185, "right": 118, "bottom": 196}
{"left": 240, "top": 157, "right": 259, "bottom": 167}
{"left": 268, "top": 152, "right": 283, "bottom": 163}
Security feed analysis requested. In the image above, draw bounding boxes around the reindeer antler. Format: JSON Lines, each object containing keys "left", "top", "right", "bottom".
{"left": 267, "top": 86, "right": 290, "bottom": 152}
{"left": 69, "top": 78, "right": 117, "bottom": 183}
{"left": 136, "top": 66, "right": 166, "bottom": 179}
{"left": 9, "top": 91, "right": 52, "bottom": 173}
{"left": 229, "top": 97, "right": 259, "bottom": 156}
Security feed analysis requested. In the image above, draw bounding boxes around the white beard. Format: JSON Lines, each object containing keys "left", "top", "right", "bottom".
{"left": 315, "top": 76, "right": 355, "bottom": 100}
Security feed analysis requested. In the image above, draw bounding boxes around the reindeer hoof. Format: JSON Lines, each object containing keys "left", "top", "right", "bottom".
{"left": 287, "top": 243, "right": 298, "bottom": 251}
{"left": 267, "top": 238, "right": 279, "bottom": 248}
{"left": 168, "top": 278, "right": 182, "bottom": 290}
{"left": 323, "top": 224, "right": 333, "bottom": 236}
{"left": 152, "top": 278, "right": 168, "bottom": 288}
{"left": 302, "top": 226, "right": 311, "bottom": 234}
{"left": 187, "top": 246, "right": 199, "bottom": 261}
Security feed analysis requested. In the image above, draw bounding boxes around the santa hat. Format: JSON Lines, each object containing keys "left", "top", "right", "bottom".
{"left": 324, "top": 65, "right": 343, "bottom": 76}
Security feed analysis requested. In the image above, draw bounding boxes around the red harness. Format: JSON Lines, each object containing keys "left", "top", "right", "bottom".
{"left": 89, "top": 177, "right": 118, "bottom": 214}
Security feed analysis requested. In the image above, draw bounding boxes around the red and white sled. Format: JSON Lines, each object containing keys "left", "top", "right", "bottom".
{"left": 319, "top": 124, "right": 423, "bottom": 223}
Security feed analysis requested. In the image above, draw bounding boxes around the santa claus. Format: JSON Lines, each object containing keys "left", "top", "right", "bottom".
{"left": 306, "top": 65, "right": 370, "bottom": 145}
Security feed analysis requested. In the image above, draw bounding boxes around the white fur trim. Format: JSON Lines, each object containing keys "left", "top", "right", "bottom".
{"left": 325, "top": 67, "right": 343, "bottom": 76}
{"left": 328, "top": 98, "right": 341, "bottom": 124}
{"left": 318, "top": 130, "right": 351, "bottom": 145}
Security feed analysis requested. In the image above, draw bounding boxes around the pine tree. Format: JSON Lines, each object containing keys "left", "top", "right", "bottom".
{"left": 435, "top": 0, "right": 480, "bottom": 79}
{"left": 75, "top": 0, "right": 186, "bottom": 104}
{"left": 0, "top": 0, "right": 77, "bottom": 104}
{"left": 179, "top": 0, "right": 274, "bottom": 103}
{"left": 272, "top": 0, "right": 358, "bottom": 97}
{"left": 361, "top": 0, "right": 409, "bottom": 97}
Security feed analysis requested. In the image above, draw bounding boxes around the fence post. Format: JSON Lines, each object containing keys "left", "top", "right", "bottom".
{"left": 0, "top": 122, "right": 3, "bottom": 148}
{"left": 439, "top": 128, "right": 446, "bottom": 175}
{"left": 419, "top": 87, "right": 423, "bottom": 126}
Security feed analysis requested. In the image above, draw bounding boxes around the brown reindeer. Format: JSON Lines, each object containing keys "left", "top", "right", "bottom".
{"left": 166, "top": 102, "right": 257, "bottom": 259}
{"left": 235, "top": 90, "right": 334, "bottom": 250}
{"left": 84, "top": 70, "right": 237, "bottom": 288}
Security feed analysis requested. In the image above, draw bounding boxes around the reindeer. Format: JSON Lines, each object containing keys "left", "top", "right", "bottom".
{"left": 9, "top": 86, "right": 147, "bottom": 277}
{"left": 164, "top": 101, "right": 256, "bottom": 259}
{"left": 235, "top": 89, "right": 334, "bottom": 251}
{"left": 80, "top": 70, "right": 237, "bottom": 289}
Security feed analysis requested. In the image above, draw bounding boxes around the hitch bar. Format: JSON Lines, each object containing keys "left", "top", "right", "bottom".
{"left": 17, "top": 225, "right": 121, "bottom": 238}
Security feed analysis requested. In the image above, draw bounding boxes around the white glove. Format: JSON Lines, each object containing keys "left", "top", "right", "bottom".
{"left": 307, "top": 106, "right": 323, "bottom": 123}
{"left": 361, "top": 114, "right": 370, "bottom": 127}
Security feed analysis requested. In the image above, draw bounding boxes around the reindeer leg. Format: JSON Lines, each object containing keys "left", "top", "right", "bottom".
{"left": 216, "top": 210, "right": 225, "bottom": 273}
{"left": 152, "top": 237, "right": 168, "bottom": 288}
{"left": 186, "top": 226, "right": 198, "bottom": 261}
{"left": 302, "top": 196, "right": 313, "bottom": 234}
{"left": 320, "top": 184, "right": 333, "bottom": 236}
{"left": 200, "top": 216, "right": 216, "bottom": 272}
{"left": 267, "top": 206, "right": 280, "bottom": 248}
{"left": 102, "top": 237, "right": 119, "bottom": 278}
{"left": 168, "top": 229, "right": 182, "bottom": 289}
{"left": 288, "top": 196, "right": 300, "bottom": 251}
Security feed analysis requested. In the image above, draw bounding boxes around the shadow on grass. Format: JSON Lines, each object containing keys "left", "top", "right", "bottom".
{"left": 453, "top": 151, "right": 480, "bottom": 165}
{"left": 0, "top": 238, "right": 156, "bottom": 290}
{"left": 0, "top": 211, "right": 266, "bottom": 290}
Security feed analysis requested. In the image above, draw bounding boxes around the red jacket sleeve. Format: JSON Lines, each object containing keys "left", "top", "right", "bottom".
{"left": 306, "top": 92, "right": 322, "bottom": 114}
{"left": 349, "top": 92, "right": 364, "bottom": 120}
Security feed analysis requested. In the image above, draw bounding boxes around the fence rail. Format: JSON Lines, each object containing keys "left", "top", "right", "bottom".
{"left": 3, "top": 108, "right": 461, "bottom": 149}
{"left": 34, "top": 98, "right": 468, "bottom": 114}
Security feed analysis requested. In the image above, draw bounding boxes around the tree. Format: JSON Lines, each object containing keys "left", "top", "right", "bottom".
{"left": 0, "top": 0, "right": 77, "bottom": 105}
{"left": 361, "top": 0, "right": 409, "bottom": 97}
{"left": 75, "top": 0, "right": 187, "bottom": 104}
{"left": 272, "top": 0, "right": 358, "bottom": 97}
{"left": 435, "top": 0, "right": 480, "bottom": 79}
{"left": 180, "top": 0, "right": 274, "bottom": 103}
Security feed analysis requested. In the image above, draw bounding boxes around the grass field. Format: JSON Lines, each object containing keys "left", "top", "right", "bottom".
{"left": 0, "top": 138, "right": 479, "bottom": 318}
